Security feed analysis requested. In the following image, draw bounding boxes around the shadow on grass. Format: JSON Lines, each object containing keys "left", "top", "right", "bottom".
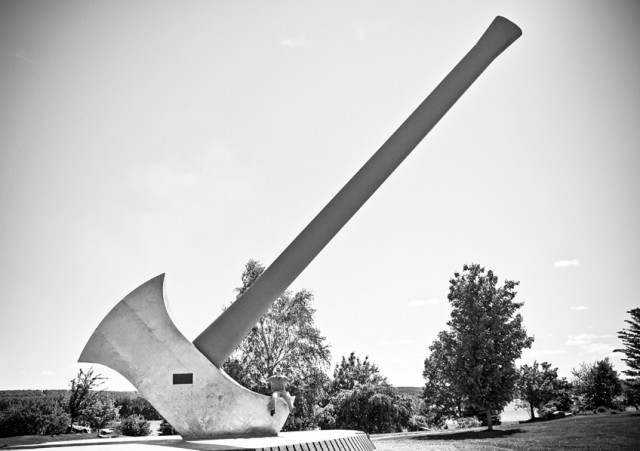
{"left": 411, "top": 428, "right": 523, "bottom": 441}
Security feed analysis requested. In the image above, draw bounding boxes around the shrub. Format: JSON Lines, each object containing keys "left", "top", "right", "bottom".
{"left": 314, "top": 404, "right": 336, "bottom": 430}
{"left": 596, "top": 406, "right": 608, "bottom": 414}
{"left": 113, "top": 395, "right": 161, "bottom": 420}
{"left": 0, "top": 396, "right": 69, "bottom": 437}
{"left": 39, "top": 404, "right": 70, "bottom": 435}
{"left": 158, "top": 419, "right": 176, "bottom": 436}
{"left": 456, "top": 416, "right": 481, "bottom": 429}
{"left": 119, "top": 415, "right": 150, "bottom": 436}
{"left": 407, "top": 415, "right": 429, "bottom": 431}
{"left": 538, "top": 402, "right": 557, "bottom": 420}
{"left": 82, "top": 397, "right": 119, "bottom": 432}
{"left": 461, "top": 407, "right": 501, "bottom": 427}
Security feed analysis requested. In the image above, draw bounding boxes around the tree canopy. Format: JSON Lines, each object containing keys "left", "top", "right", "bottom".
{"left": 516, "top": 361, "right": 572, "bottom": 418}
{"left": 67, "top": 368, "right": 104, "bottom": 428}
{"left": 422, "top": 331, "right": 466, "bottom": 424}
{"left": 323, "top": 352, "right": 412, "bottom": 433}
{"left": 222, "top": 259, "right": 331, "bottom": 430}
{"left": 329, "top": 352, "right": 388, "bottom": 394}
{"left": 614, "top": 308, "right": 640, "bottom": 380}
{"left": 423, "top": 263, "right": 533, "bottom": 429}
{"left": 571, "top": 358, "right": 622, "bottom": 411}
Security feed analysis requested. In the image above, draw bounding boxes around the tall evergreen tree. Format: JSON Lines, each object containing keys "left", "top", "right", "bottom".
{"left": 614, "top": 308, "right": 640, "bottom": 378}
{"left": 614, "top": 308, "right": 640, "bottom": 406}
{"left": 425, "top": 264, "right": 533, "bottom": 430}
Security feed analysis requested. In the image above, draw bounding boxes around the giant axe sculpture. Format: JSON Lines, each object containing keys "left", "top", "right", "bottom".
{"left": 80, "top": 16, "right": 522, "bottom": 440}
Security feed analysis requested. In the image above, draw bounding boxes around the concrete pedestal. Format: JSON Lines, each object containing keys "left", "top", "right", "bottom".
{"left": 12, "top": 430, "right": 375, "bottom": 451}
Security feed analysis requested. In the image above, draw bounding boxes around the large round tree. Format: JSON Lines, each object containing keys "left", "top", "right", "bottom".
{"left": 424, "top": 263, "right": 533, "bottom": 429}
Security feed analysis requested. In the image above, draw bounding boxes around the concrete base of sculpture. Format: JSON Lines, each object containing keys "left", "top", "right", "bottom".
{"left": 9, "top": 430, "right": 376, "bottom": 450}
{"left": 79, "top": 274, "right": 291, "bottom": 439}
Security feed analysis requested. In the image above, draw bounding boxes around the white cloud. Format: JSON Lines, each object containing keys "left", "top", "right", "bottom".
{"left": 553, "top": 258, "right": 580, "bottom": 267}
{"left": 281, "top": 36, "right": 308, "bottom": 49}
{"left": 580, "top": 343, "right": 616, "bottom": 355}
{"left": 565, "top": 333, "right": 613, "bottom": 346}
{"left": 570, "top": 306, "right": 587, "bottom": 311}
{"left": 41, "top": 370, "right": 54, "bottom": 376}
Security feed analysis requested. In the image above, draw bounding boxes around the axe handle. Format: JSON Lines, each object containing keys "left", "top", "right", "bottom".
{"left": 194, "top": 16, "right": 522, "bottom": 367}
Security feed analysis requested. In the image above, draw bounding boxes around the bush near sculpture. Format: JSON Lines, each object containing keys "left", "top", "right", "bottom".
{"left": 119, "top": 414, "right": 151, "bottom": 436}
{"left": 328, "top": 383, "right": 413, "bottom": 434}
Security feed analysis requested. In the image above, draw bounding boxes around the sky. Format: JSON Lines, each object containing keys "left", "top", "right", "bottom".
{"left": 1, "top": 0, "right": 639, "bottom": 392}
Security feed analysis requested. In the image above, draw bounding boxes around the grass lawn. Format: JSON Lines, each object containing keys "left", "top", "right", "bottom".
{"left": 1, "top": 414, "right": 638, "bottom": 450}
{"left": 372, "top": 412, "right": 640, "bottom": 450}
{"left": 0, "top": 421, "right": 163, "bottom": 448}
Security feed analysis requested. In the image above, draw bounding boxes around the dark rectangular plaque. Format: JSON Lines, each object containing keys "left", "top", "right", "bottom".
{"left": 172, "top": 373, "right": 193, "bottom": 384}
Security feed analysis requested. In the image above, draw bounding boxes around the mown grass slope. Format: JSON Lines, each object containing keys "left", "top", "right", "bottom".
{"left": 373, "top": 412, "right": 640, "bottom": 450}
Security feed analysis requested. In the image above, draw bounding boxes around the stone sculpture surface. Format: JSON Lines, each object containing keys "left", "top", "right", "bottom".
{"left": 267, "top": 375, "right": 295, "bottom": 417}
{"left": 79, "top": 275, "right": 289, "bottom": 439}
{"left": 80, "top": 16, "right": 522, "bottom": 440}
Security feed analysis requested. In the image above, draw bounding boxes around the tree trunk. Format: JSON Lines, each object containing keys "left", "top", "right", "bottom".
{"left": 530, "top": 402, "right": 535, "bottom": 419}
{"left": 486, "top": 409, "right": 493, "bottom": 431}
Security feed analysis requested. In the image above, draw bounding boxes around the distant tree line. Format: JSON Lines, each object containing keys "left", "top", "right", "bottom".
{"left": 0, "top": 368, "right": 161, "bottom": 438}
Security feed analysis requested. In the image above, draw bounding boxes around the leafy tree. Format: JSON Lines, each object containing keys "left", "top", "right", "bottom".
{"left": 621, "top": 379, "right": 640, "bottom": 411}
{"left": 614, "top": 308, "right": 640, "bottom": 405}
{"left": 422, "top": 333, "right": 467, "bottom": 425}
{"left": 322, "top": 352, "right": 413, "bottom": 433}
{"left": 547, "top": 377, "right": 573, "bottom": 412}
{"left": 426, "top": 264, "right": 534, "bottom": 430}
{"left": 571, "top": 362, "right": 594, "bottom": 411}
{"left": 67, "top": 368, "right": 104, "bottom": 428}
{"left": 516, "top": 361, "right": 572, "bottom": 418}
{"left": 330, "top": 352, "right": 387, "bottom": 394}
{"left": 221, "top": 259, "right": 331, "bottom": 430}
{"left": 82, "top": 397, "right": 119, "bottom": 434}
{"left": 332, "top": 383, "right": 413, "bottom": 433}
{"left": 571, "top": 358, "right": 622, "bottom": 410}
{"left": 34, "top": 396, "right": 70, "bottom": 435}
